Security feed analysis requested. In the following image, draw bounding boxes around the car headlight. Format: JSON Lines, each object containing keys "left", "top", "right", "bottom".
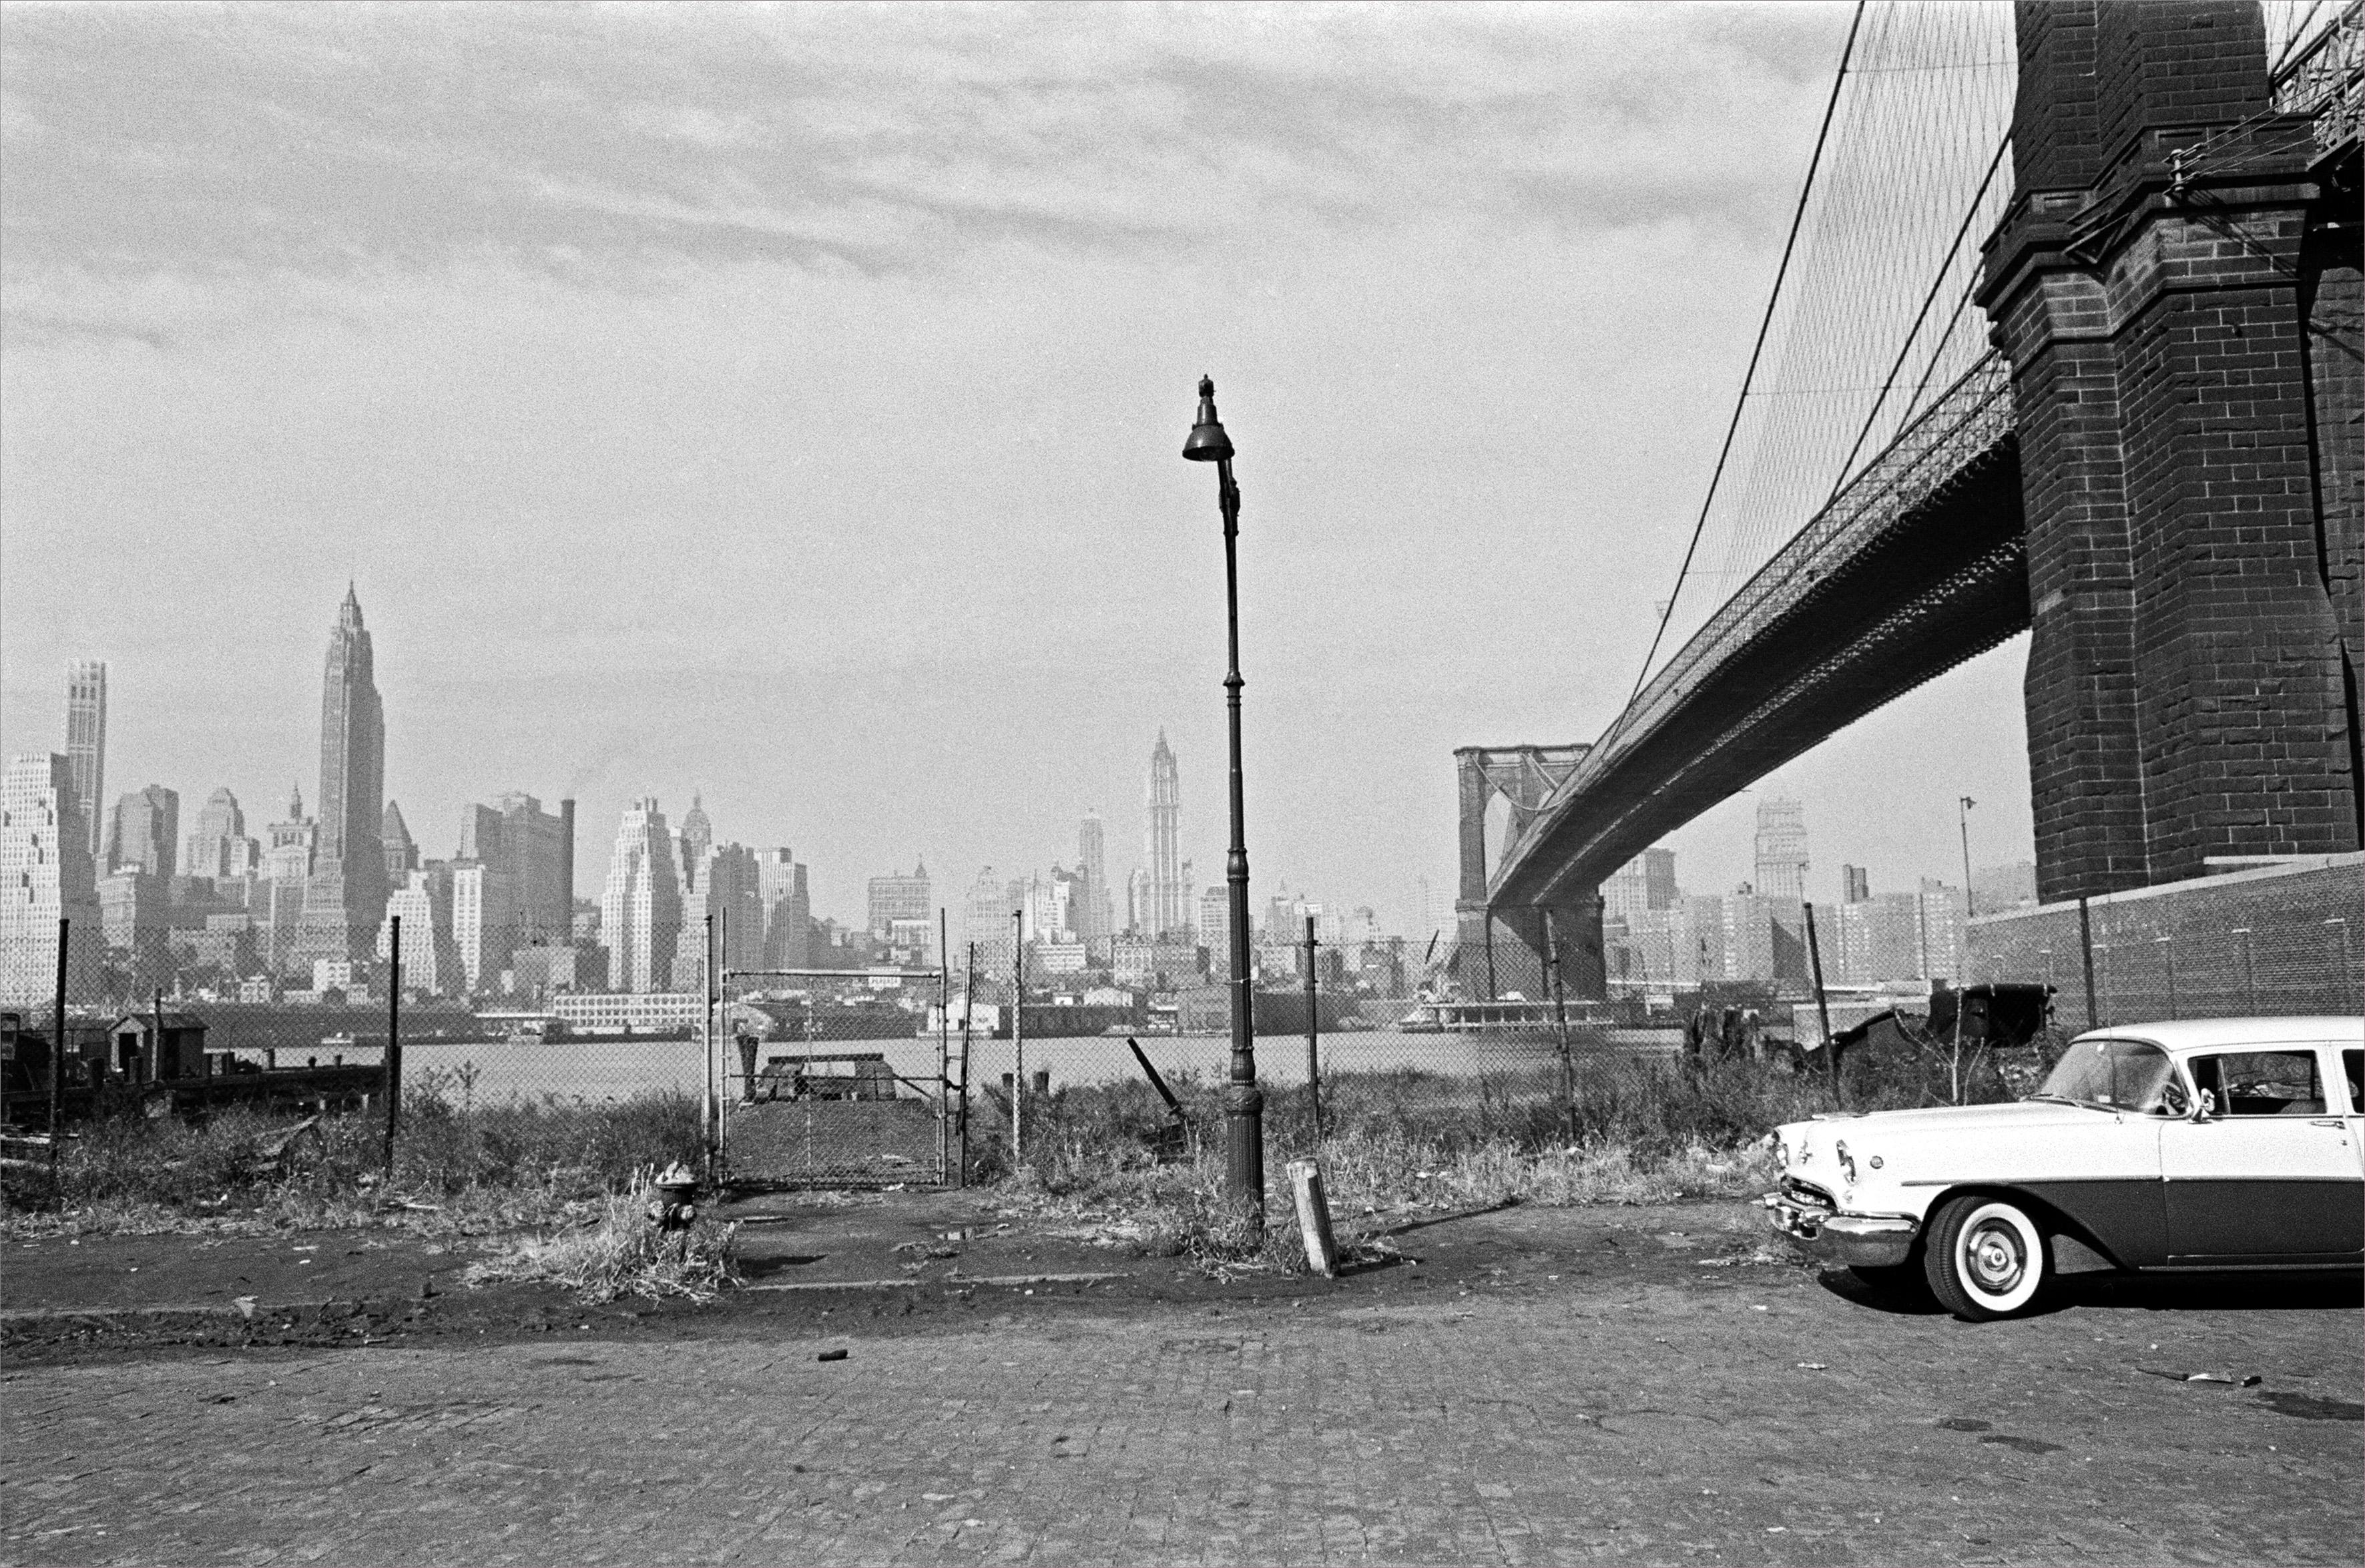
{"left": 1834, "top": 1140, "right": 1857, "bottom": 1185}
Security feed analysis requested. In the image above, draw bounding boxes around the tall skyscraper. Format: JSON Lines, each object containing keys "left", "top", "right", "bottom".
{"left": 1842, "top": 864, "right": 1871, "bottom": 904}
{"left": 1753, "top": 795, "right": 1809, "bottom": 902}
{"left": 600, "top": 797, "right": 682, "bottom": 993}
{"left": 1602, "top": 846, "right": 1679, "bottom": 921}
{"left": 184, "top": 788, "right": 260, "bottom": 881}
{"left": 459, "top": 792, "right": 570, "bottom": 947}
{"left": 1078, "top": 812, "right": 1113, "bottom": 943}
{"left": 678, "top": 794, "right": 714, "bottom": 886}
{"left": 378, "top": 866, "right": 458, "bottom": 997}
{"left": 105, "top": 784, "right": 179, "bottom": 878}
{"left": 0, "top": 753, "right": 101, "bottom": 1005}
{"left": 1142, "top": 732, "right": 1185, "bottom": 937}
{"left": 753, "top": 847, "right": 810, "bottom": 970}
{"left": 292, "top": 586, "right": 387, "bottom": 971}
{"left": 65, "top": 661, "right": 105, "bottom": 862}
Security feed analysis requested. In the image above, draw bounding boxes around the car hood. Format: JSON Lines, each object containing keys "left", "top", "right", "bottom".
{"left": 1814, "top": 1101, "right": 2117, "bottom": 1137}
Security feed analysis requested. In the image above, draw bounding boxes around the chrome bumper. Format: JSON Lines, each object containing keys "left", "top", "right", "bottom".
{"left": 1761, "top": 1193, "right": 1919, "bottom": 1270}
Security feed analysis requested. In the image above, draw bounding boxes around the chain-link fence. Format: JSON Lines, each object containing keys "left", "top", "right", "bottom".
{"left": 1966, "top": 855, "right": 2365, "bottom": 1031}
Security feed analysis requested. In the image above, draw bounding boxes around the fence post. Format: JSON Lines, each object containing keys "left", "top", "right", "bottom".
{"left": 2077, "top": 896, "right": 2097, "bottom": 1031}
{"left": 49, "top": 917, "right": 67, "bottom": 1178}
{"left": 938, "top": 908, "right": 950, "bottom": 1186}
{"left": 1011, "top": 910, "right": 1025, "bottom": 1164}
{"left": 1302, "top": 914, "right": 1321, "bottom": 1142}
{"left": 383, "top": 915, "right": 402, "bottom": 1174}
{"left": 959, "top": 943, "right": 975, "bottom": 1187}
{"left": 1804, "top": 901, "right": 1837, "bottom": 1104}
{"left": 703, "top": 913, "right": 716, "bottom": 1184}
{"left": 1544, "top": 906, "right": 1573, "bottom": 1135}
{"left": 1286, "top": 1158, "right": 1338, "bottom": 1277}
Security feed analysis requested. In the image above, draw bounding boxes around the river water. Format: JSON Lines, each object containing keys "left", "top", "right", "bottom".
{"left": 293, "top": 1029, "right": 1600, "bottom": 1105}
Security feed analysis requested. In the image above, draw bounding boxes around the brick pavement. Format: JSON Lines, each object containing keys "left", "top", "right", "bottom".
{"left": 1, "top": 1227, "right": 2358, "bottom": 1568}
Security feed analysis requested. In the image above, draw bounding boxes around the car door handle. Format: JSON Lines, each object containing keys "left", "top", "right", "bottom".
{"left": 2309, "top": 1118, "right": 2344, "bottom": 1128}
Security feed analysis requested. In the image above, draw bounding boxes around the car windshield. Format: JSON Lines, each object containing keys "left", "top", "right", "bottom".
{"left": 2035, "top": 1038, "right": 2177, "bottom": 1112}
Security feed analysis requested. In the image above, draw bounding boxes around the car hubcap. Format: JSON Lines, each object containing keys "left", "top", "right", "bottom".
{"left": 1966, "top": 1222, "right": 2024, "bottom": 1294}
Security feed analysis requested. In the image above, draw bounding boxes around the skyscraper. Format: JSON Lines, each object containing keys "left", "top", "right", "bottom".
{"left": 600, "top": 797, "right": 682, "bottom": 993}
{"left": 105, "top": 785, "right": 180, "bottom": 878}
{"left": 0, "top": 753, "right": 101, "bottom": 1005}
{"left": 867, "top": 862, "right": 932, "bottom": 938}
{"left": 1753, "top": 795, "right": 1809, "bottom": 902}
{"left": 185, "top": 788, "right": 260, "bottom": 881}
{"left": 1077, "top": 812, "right": 1113, "bottom": 944}
{"left": 678, "top": 794, "right": 714, "bottom": 888}
{"left": 65, "top": 661, "right": 105, "bottom": 862}
{"left": 1143, "top": 732, "right": 1185, "bottom": 937}
{"left": 753, "top": 847, "right": 810, "bottom": 969}
{"left": 292, "top": 586, "right": 387, "bottom": 971}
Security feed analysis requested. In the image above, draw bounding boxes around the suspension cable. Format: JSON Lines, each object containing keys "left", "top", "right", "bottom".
{"left": 1597, "top": 0, "right": 1868, "bottom": 756}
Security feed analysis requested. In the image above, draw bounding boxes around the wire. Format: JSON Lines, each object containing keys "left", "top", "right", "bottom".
{"left": 1823, "top": 130, "right": 2010, "bottom": 501}
{"left": 1597, "top": 0, "right": 1868, "bottom": 758}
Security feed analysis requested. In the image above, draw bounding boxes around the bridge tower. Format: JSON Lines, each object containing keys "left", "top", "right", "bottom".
{"left": 1453, "top": 745, "right": 1606, "bottom": 1000}
{"left": 1981, "top": 0, "right": 2364, "bottom": 903}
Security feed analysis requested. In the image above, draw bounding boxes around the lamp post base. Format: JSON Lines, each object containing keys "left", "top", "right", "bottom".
{"left": 1222, "top": 1080, "right": 1266, "bottom": 1228}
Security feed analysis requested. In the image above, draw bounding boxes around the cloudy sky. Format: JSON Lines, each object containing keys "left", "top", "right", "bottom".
{"left": 1, "top": 1, "right": 2037, "bottom": 936}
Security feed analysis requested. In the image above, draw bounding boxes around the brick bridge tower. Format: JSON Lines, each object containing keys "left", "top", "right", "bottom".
{"left": 1980, "top": 0, "right": 2363, "bottom": 903}
{"left": 1453, "top": 745, "right": 1605, "bottom": 1000}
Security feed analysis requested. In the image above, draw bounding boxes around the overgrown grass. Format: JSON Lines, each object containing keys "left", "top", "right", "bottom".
{"left": 971, "top": 1048, "right": 2008, "bottom": 1271}
{"left": 1, "top": 1078, "right": 703, "bottom": 1240}
{"left": 463, "top": 1171, "right": 740, "bottom": 1303}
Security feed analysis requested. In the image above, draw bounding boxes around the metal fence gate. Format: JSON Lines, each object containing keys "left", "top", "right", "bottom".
{"left": 711, "top": 964, "right": 955, "bottom": 1189}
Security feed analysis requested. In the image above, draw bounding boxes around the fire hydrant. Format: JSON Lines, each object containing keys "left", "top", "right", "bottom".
{"left": 648, "top": 1161, "right": 698, "bottom": 1234}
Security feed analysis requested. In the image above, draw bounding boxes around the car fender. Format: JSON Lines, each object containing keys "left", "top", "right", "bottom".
{"left": 1915, "top": 1182, "right": 2129, "bottom": 1274}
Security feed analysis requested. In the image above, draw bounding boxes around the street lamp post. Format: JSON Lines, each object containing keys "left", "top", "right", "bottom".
{"left": 1184, "top": 375, "right": 1264, "bottom": 1227}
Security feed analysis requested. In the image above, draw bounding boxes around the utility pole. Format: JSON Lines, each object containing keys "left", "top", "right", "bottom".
{"left": 959, "top": 942, "right": 977, "bottom": 1186}
{"left": 1545, "top": 907, "right": 1574, "bottom": 1133}
{"left": 1804, "top": 902, "right": 1837, "bottom": 1102}
{"left": 383, "top": 916, "right": 402, "bottom": 1173}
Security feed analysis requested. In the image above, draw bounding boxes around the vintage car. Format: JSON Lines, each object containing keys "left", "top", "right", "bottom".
{"left": 1763, "top": 1017, "right": 2364, "bottom": 1320}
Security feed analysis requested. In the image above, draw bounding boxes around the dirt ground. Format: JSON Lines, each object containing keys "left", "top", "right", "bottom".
{"left": 3, "top": 1194, "right": 2359, "bottom": 1566}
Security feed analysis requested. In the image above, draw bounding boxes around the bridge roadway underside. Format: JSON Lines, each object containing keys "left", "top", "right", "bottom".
{"left": 1499, "top": 438, "right": 2029, "bottom": 910}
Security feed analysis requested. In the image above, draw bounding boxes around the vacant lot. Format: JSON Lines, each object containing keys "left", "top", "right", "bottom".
{"left": 3, "top": 1200, "right": 2358, "bottom": 1567}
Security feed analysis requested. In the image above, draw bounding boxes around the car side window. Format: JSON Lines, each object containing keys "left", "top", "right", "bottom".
{"left": 2344, "top": 1049, "right": 2362, "bottom": 1115}
{"left": 2188, "top": 1050, "right": 2324, "bottom": 1117}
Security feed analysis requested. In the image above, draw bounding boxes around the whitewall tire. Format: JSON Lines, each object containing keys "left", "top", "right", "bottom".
{"left": 1924, "top": 1196, "right": 2047, "bottom": 1321}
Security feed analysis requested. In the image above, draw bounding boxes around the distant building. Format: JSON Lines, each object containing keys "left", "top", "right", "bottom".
{"left": 0, "top": 754, "right": 101, "bottom": 1005}
{"left": 1754, "top": 796, "right": 1809, "bottom": 903}
{"left": 260, "top": 784, "right": 316, "bottom": 979}
{"left": 1141, "top": 732, "right": 1187, "bottom": 937}
{"left": 378, "top": 865, "right": 457, "bottom": 996}
{"left": 381, "top": 800, "right": 419, "bottom": 882}
{"left": 601, "top": 797, "right": 683, "bottom": 994}
{"left": 682, "top": 840, "right": 764, "bottom": 989}
{"left": 291, "top": 586, "right": 388, "bottom": 972}
{"left": 1835, "top": 893, "right": 1921, "bottom": 984}
{"left": 1197, "top": 885, "right": 1228, "bottom": 953}
{"left": 753, "top": 848, "right": 810, "bottom": 970}
{"left": 184, "top": 788, "right": 260, "bottom": 881}
{"left": 1603, "top": 848, "right": 1679, "bottom": 921}
{"left": 459, "top": 792, "right": 571, "bottom": 947}
{"left": 65, "top": 661, "right": 107, "bottom": 862}
{"left": 99, "top": 868, "right": 166, "bottom": 954}
{"left": 1077, "top": 812, "right": 1113, "bottom": 943}
{"left": 868, "top": 862, "right": 933, "bottom": 939}
{"left": 676, "top": 794, "right": 714, "bottom": 886}
{"left": 1842, "top": 864, "right": 1871, "bottom": 904}
{"left": 965, "top": 865, "right": 1014, "bottom": 973}
{"left": 1972, "top": 860, "right": 2039, "bottom": 914}
{"left": 106, "top": 784, "right": 179, "bottom": 878}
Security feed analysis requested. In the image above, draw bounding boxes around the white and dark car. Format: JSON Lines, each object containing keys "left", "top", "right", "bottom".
{"left": 1764, "top": 1017, "right": 2364, "bottom": 1320}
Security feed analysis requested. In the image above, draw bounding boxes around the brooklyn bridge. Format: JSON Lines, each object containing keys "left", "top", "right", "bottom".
{"left": 1461, "top": 0, "right": 2364, "bottom": 1006}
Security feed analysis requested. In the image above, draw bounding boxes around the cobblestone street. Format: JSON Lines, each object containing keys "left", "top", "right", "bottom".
{"left": 3, "top": 1206, "right": 2358, "bottom": 1567}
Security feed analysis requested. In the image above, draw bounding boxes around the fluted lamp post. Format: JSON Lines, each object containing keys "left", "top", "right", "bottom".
{"left": 1184, "top": 374, "right": 1264, "bottom": 1228}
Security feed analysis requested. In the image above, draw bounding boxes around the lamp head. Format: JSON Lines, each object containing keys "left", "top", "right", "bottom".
{"left": 1182, "top": 374, "right": 1233, "bottom": 462}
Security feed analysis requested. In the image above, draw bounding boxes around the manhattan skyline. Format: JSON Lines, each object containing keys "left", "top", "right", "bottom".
{"left": 1, "top": 3, "right": 2045, "bottom": 933}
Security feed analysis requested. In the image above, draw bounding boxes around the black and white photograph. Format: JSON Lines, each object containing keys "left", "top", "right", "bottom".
{"left": 1, "top": 1, "right": 2360, "bottom": 1563}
